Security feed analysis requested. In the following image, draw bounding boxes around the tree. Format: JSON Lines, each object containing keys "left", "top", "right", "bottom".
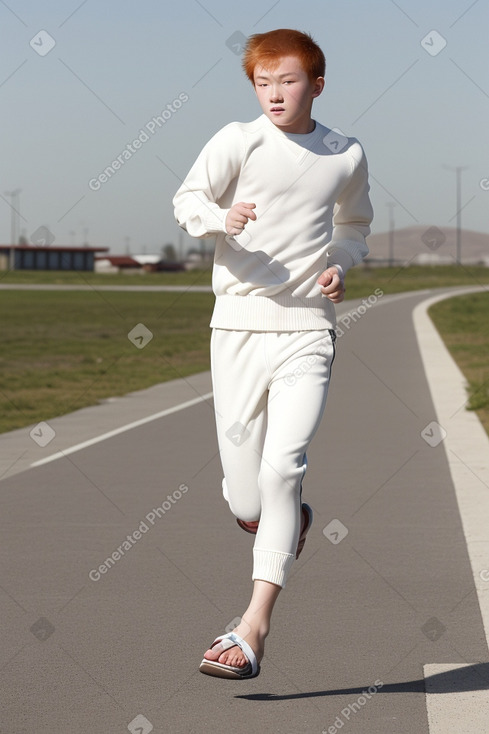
{"left": 162, "top": 243, "right": 177, "bottom": 261}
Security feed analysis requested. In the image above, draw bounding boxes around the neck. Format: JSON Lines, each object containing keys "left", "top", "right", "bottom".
{"left": 274, "top": 118, "right": 316, "bottom": 135}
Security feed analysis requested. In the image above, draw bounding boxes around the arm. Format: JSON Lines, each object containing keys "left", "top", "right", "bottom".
{"left": 318, "top": 141, "right": 373, "bottom": 302}
{"left": 173, "top": 123, "right": 247, "bottom": 238}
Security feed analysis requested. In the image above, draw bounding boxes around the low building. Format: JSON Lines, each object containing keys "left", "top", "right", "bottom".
{"left": 0, "top": 245, "right": 109, "bottom": 271}
{"left": 95, "top": 255, "right": 186, "bottom": 273}
{"left": 95, "top": 255, "right": 142, "bottom": 274}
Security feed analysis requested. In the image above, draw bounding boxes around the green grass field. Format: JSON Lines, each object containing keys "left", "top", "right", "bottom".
{"left": 429, "top": 292, "right": 489, "bottom": 433}
{"left": 0, "top": 267, "right": 213, "bottom": 287}
{"left": 2, "top": 263, "right": 489, "bottom": 295}
{"left": 1, "top": 265, "right": 488, "bottom": 434}
{"left": 0, "top": 289, "right": 214, "bottom": 432}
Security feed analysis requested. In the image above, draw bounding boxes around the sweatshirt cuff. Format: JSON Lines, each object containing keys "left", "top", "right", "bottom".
{"left": 201, "top": 206, "right": 230, "bottom": 234}
{"left": 327, "top": 247, "right": 355, "bottom": 276}
{"left": 328, "top": 237, "right": 369, "bottom": 273}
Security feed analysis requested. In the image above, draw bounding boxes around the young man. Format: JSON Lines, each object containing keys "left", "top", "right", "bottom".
{"left": 173, "top": 28, "right": 373, "bottom": 679}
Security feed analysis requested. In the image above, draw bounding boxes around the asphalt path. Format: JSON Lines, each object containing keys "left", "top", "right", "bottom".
{"left": 0, "top": 287, "right": 488, "bottom": 734}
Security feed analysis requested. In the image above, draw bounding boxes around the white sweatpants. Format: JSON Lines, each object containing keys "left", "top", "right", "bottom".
{"left": 210, "top": 328, "right": 336, "bottom": 588}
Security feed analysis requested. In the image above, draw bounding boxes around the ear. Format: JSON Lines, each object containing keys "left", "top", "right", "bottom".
{"left": 312, "top": 76, "right": 325, "bottom": 99}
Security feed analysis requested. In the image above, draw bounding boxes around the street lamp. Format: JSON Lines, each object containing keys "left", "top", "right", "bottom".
{"left": 386, "top": 202, "right": 396, "bottom": 267}
{"left": 4, "top": 188, "right": 21, "bottom": 270}
{"left": 443, "top": 165, "right": 468, "bottom": 264}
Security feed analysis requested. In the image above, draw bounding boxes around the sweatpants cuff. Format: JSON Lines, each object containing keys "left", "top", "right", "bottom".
{"left": 252, "top": 548, "right": 295, "bottom": 588}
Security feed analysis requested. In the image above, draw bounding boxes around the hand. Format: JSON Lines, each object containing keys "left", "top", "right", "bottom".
{"left": 225, "top": 202, "right": 256, "bottom": 236}
{"left": 317, "top": 266, "right": 345, "bottom": 303}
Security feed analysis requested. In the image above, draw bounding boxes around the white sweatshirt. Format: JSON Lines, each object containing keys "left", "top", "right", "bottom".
{"left": 173, "top": 114, "right": 373, "bottom": 331}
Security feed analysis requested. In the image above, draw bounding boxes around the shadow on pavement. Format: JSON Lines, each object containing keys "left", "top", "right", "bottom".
{"left": 236, "top": 662, "right": 489, "bottom": 700}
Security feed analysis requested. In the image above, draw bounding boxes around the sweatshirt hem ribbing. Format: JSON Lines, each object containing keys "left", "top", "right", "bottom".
{"left": 210, "top": 294, "right": 336, "bottom": 331}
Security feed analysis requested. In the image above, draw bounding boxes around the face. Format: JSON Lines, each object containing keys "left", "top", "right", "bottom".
{"left": 253, "top": 55, "right": 324, "bottom": 134}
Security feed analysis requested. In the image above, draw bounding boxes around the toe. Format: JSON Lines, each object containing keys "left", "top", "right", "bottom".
{"left": 203, "top": 642, "right": 226, "bottom": 661}
{"left": 203, "top": 641, "right": 248, "bottom": 667}
{"left": 220, "top": 647, "right": 248, "bottom": 668}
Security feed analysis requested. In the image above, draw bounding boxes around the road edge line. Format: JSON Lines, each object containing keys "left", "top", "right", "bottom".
{"left": 413, "top": 288, "right": 489, "bottom": 731}
{"left": 30, "top": 391, "right": 214, "bottom": 467}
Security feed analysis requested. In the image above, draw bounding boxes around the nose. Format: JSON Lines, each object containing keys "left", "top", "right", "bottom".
{"left": 269, "top": 84, "right": 283, "bottom": 102}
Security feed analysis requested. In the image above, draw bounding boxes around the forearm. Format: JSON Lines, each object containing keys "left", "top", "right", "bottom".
{"left": 327, "top": 143, "right": 373, "bottom": 274}
{"left": 173, "top": 186, "right": 230, "bottom": 238}
{"left": 173, "top": 122, "right": 244, "bottom": 239}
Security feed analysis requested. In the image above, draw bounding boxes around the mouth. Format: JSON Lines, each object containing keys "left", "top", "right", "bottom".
{"left": 270, "top": 107, "right": 285, "bottom": 114}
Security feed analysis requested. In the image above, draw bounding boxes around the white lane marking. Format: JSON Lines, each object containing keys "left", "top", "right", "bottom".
{"left": 413, "top": 288, "right": 489, "bottom": 733}
{"left": 31, "top": 392, "right": 214, "bottom": 467}
{"left": 424, "top": 663, "right": 489, "bottom": 732}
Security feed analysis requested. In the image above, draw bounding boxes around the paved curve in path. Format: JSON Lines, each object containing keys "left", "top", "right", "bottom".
{"left": 0, "top": 287, "right": 488, "bottom": 734}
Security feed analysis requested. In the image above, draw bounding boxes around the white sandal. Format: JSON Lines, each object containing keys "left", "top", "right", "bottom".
{"left": 199, "top": 632, "right": 260, "bottom": 679}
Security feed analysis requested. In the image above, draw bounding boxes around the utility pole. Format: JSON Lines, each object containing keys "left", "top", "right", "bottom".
{"left": 386, "top": 202, "right": 395, "bottom": 267}
{"left": 4, "top": 188, "right": 21, "bottom": 269}
{"left": 178, "top": 230, "right": 183, "bottom": 261}
{"left": 443, "top": 165, "right": 468, "bottom": 264}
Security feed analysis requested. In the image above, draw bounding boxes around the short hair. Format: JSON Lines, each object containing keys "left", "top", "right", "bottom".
{"left": 243, "top": 29, "right": 326, "bottom": 83}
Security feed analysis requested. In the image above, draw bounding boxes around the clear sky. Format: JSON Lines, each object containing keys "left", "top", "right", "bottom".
{"left": 1, "top": 0, "right": 488, "bottom": 254}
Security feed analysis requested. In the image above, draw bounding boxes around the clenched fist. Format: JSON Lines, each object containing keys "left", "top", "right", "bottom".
{"left": 225, "top": 202, "right": 257, "bottom": 236}
{"left": 317, "top": 266, "right": 345, "bottom": 303}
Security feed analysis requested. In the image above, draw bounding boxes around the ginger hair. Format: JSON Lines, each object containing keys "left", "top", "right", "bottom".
{"left": 243, "top": 29, "right": 326, "bottom": 83}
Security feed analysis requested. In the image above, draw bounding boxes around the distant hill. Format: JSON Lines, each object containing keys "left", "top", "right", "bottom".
{"left": 365, "top": 226, "right": 489, "bottom": 266}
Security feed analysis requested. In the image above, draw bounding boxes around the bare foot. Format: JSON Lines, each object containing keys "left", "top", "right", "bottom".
{"left": 203, "top": 620, "right": 268, "bottom": 669}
